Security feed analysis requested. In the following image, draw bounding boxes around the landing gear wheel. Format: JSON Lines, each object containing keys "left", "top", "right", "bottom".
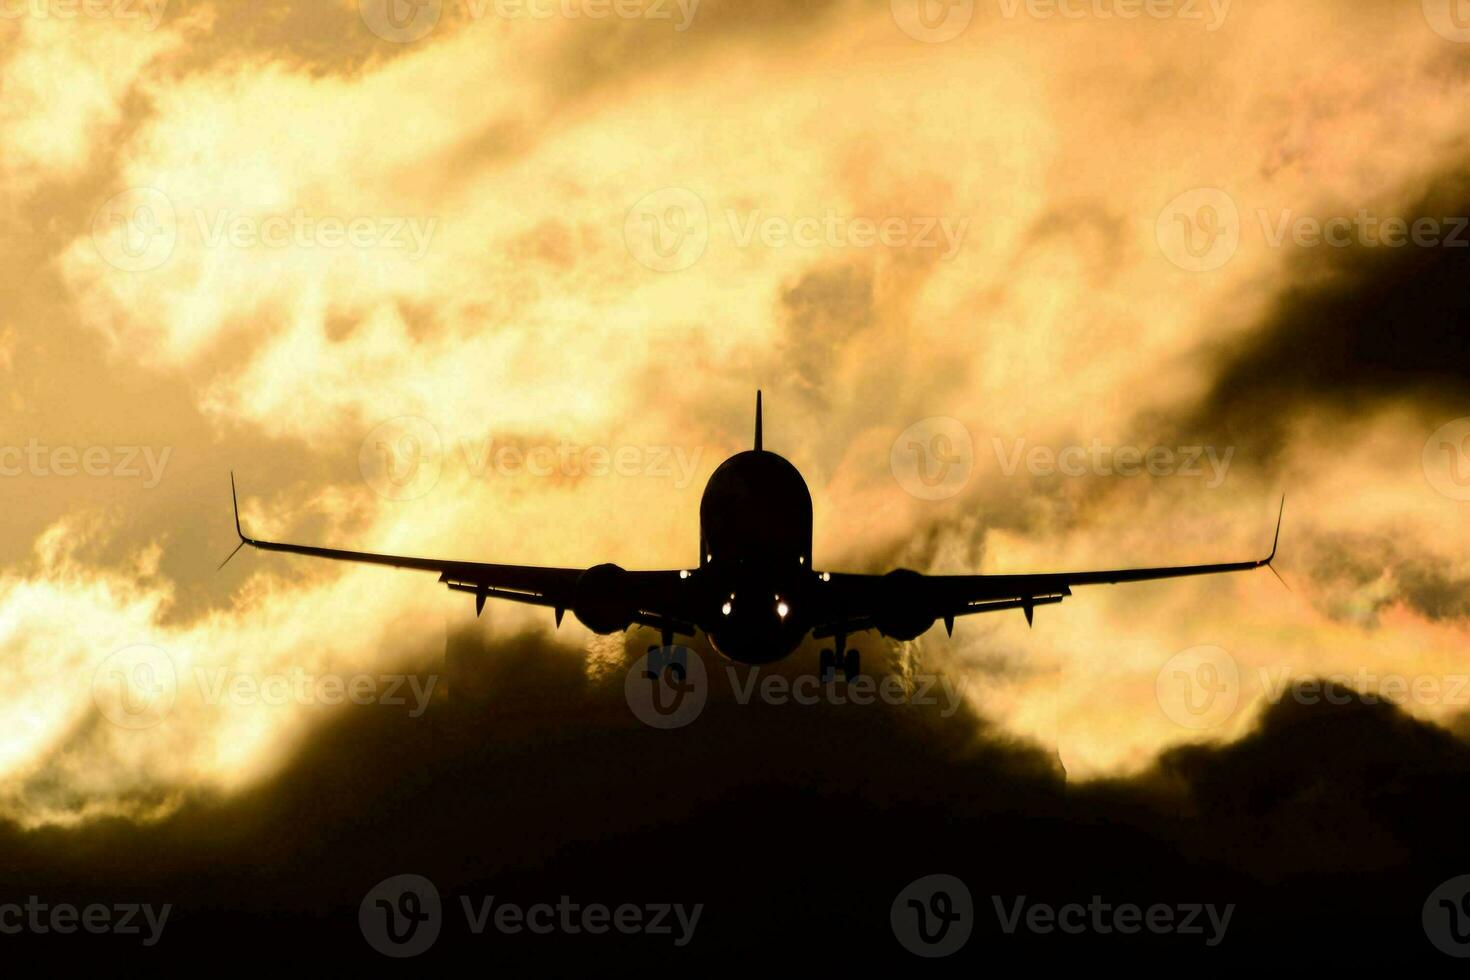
{"left": 819, "top": 645, "right": 859, "bottom": 683}
{"left": 645, "top": 643, "right": 686, "bottom": 682}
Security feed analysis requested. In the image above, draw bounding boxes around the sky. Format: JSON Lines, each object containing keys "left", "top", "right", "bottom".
{"left": 1, "top": 0, "right": 1469, "bottom": 843}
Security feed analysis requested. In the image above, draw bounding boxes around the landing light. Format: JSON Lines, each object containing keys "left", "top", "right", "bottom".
{"left": 721, "top": 601, "right": 732, "bottom": 616}
{"left": 777, "top": 601, "right": 790, "bottom": 619}
{"left": 679, "top": 570, "right": 690, "bottom": 579}
{"left": 820, "top": 572, "right": 831, "bottom": 582}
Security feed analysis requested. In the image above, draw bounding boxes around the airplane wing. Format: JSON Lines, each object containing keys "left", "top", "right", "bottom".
{"left": 810, "top": 499, "right": 1285, "bottom": 638}
{"left": 222, "top": 475, "right": 695, "bottom": 635}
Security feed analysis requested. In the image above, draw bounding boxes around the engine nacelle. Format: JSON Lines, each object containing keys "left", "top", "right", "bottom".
{"left": 572, "top": 563, "right": 637, "bottom": 635}
{"left": 874, "top": 568, "right": 936, "bottom": 641}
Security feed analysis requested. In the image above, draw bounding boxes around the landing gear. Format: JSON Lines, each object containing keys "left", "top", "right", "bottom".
{"left": 819, "top": 634, "right": 859, "bottom": 683}
{"left": 645, "top": 627, "right": 681, "bottom": 680}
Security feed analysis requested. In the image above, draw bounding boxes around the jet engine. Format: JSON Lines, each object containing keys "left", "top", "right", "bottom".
{"left": 874, "top": 568, "right": 936, "bottom": 641}
{"left": 572, "top": 563, "right": 637, "bottom": 634}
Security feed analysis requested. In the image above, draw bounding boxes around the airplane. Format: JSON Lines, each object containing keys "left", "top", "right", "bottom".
{"left": 224, "top": 392, "right": 1284, "bottom": 681}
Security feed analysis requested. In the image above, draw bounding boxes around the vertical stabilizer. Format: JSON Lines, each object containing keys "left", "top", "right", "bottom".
{"left": 754, "top": 390, "right": 763, "bottom": 451}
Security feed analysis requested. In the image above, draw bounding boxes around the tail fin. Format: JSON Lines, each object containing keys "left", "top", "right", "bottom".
{"left": 754, "top": 390, "right": 763, "bottom": 452}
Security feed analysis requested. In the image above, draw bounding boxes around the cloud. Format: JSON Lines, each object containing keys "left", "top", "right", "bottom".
{"left": 3, "top": 0, "right": 1470, "bottom": 824}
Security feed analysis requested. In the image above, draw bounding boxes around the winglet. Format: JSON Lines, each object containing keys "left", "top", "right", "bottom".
{"left": 1264, "top": 495, "right": 1290, "bottom": 591}
{"left": 218, "top": 471, "right": 249, "bottom": 571}
{"left": 231, "top": 471, "right": 244, "bottom": 541}
{"left": 754, "top": 390, "right": 763, "bottom": 452}
{"left": 1266, "top": 495, "right": 1284, "bottom": 565}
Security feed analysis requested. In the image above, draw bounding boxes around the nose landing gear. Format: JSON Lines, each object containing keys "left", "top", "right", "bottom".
{"left": 819, "top": 633, "right": 859, "bottom": 683}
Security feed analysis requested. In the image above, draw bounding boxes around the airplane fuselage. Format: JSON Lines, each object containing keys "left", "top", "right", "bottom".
{"left": 697, "top": 448, "right": 816, "bottom": 664}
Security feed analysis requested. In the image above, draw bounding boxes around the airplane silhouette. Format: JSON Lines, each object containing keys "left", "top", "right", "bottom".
{"left": 225, "top": 393, "right": 1283, "bottom": 680}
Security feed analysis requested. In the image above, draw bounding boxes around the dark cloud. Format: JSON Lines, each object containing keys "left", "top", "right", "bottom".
{"left": 1174, "top": 177, "right": 1470, "bottom": 460}
{"left": 3, "top": 629, "right": 1466, "bottom": 967}
{"left": 1296, "top": 531, "right": 1470, "bottom": 624}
